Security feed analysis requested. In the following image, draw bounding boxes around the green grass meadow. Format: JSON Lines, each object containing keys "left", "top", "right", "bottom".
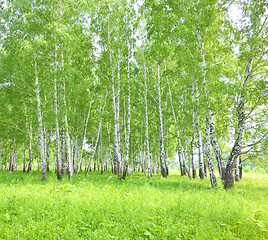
{"left": 0, "top": 170, "right": 267, "bottom": 239}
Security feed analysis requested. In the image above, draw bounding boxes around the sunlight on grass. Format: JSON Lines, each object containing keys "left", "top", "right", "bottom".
{"left": 0, "top": 170, "right": 267, "bottom": 239}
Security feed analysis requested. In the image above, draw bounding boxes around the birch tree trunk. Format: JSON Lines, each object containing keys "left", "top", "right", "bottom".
{"left": 197, "top": 30, "right": 217, "bottom": 187}
{"left": 61, "top": 53, "right": 73, "bottom": 180}
{"left": 224, "top": 58, "right": 252, "bottom": 188}
{"left": 23, "top": 142, "right": 27, "bottom": 173}
{"left": 107, "top": 122, "right": 111, "bottom": 172}
{"left": 100, "top": 128, "right": 103, "bottom": 174}
{"left": 86, "top": 94, "right": 106, "bottom": 174}
{"left": 196, "top": 111, "right": 205, "bottom": 179}
{"left": 77, "top": 100, "right": 93, "bottom": 174}
{"left": 116, "top": 49, "right": 122, "bottom": 178}
{"left": 46, "top": 129, "right": 51, "bottom": 172}
{"left": 123, "top": 42, "right": 131, "bottom": 179}
{"left": 167, "top": 79, "right": 184, "bottom": 177}
{"left": 191, "top": 84, "right": 197, "bottom": 179}
{"left": 86, "top": 120, "right": 102, "bottom": 175}
{"left": 235, "top": 156, "right": 242, "bottom": 182}
{"left": 27, "top": 123, "right": 33, "bottom": 174}
{"left": 108, "top": 28, "right": 119, "bottom": 176}
{"left": 37, "top": 146, "right": 40, "bottom": 172}
{"left": 72, "top": 138, "right": 75, "bottom": 172}
{"left": 210, "top": 116, "right": 225, "bottom": 183}
{"left": 43, "top": 128, "right": 47, "bottom": 172}
{"left": 144, "top": 57, "right": 151, "bottom": 177}
{"left": 63, "top": 92, "right": 72, "bottom": 179}
{"left": 53, "top": 44, "right": 61, "bottom": 180}
{"left": 9, "top": 138, "right": 15, "bottom": 173}
{"left": 177, "top": 135, "right": 186, "bottom": 176}
{"left": 34, "top": 54, "right": 46, "bottom": 180}
{"left": 205, "top": 115, "right": 217, "bottom": 187}
{"left": 23, "top": 106, "right": 29, "bottom": 173}
{"left": 182, "top": 145, "right": 192, "bottom": 179}
{"left": 143, "top": 54, "right": 152, "bottom": 178}
{"left": 157, "top": 65, "right": 168, "bottom": 178}
{"left": 109, "top": 44, "right": 122, "bottom": 178}
{"left": 61, "top": 128, "right": 65, "bottom": 174}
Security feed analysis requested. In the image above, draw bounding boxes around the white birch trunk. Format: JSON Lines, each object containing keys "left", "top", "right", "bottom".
{"left": 63, "top": 78, "right": 72, "bottom": 180}
{"left": 123, "top": 42, "right": 131, "bottom": 179}
{"left": 210, "top": 116, "right": 225, "bottom": 183}
{"left": 205, "top": 114, "right": 217, "bottom": 187}
{"left": 77, "top": 100, "right": 93, "bottom": 174}
{"left": 167, "top": 80, "right": 184, "bottom": 176}
{"left": 197, "top": 30, "right": 217, "bottom": 186}
{"left": 61, "top": 128, "right": 65, "bottom": 174}
{"left": 116, "top": 49, "right": 122, "bottom": 178}
{"left": 191, "top": 84, "right": 197, "bottom": 178}
{"left": 144, "top": 53, "right": 152, "bottom": 178}
{"left": 23, "top": 142, "right": 26, "bottom": 172}
{"left": 107, "top": 122, "right": 111, "bottom": 172}
{"left": 87, "top": 121, "right": 101, "bottom": 173}
{"left": 182, "top": 145, "right": 192, "bottom": 179}
{"left": 224, "top": 58, "right": 252, "bottom": 188}
{"left": 34, "top": 54, "right": 45, "bottom": 180}
{"left": 61, "top": 52, "right": 72, "bottom": 180}
{"left": 177, "top": 135, "right": 185, "bottom": 175}
{"left": 86, "top": 96, "right": 106, "bottom": 174}
{"left": 100, "top": 128, "right": 103, "bottom": 174}
{"left": 46, "top": 129, "right": 51, "bottom": 172}
{"left": 235, "top": 156, "right": 242, "bottom": 182}
{"left": 54, "top": 44, "right": 61, "bottom": 179}
{"left": 157, "top": 65, "right": 168, "bottom": 178}
{"left": 23, "top": 106, "right": 29, "bottom": 173}
{"left": 27, "top": 123, "right": 33, "bottom": 174}
{"left": 196, "top": 116, "right": 205, "bottom": 179}
{"left": 108, "top": 34, "right": 119, "bottom": 175}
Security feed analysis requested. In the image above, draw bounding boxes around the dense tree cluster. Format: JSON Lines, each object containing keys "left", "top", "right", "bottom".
{"left": 0, "top": 0, "right": 267, "bottom": 188}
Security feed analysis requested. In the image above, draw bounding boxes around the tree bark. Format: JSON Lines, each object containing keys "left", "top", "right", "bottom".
{"left": 205, "top": 114, "right": 217, "bottom": 187}
{"left": 197, "top": 36, "right": 217, "bottom": 187}
{"left": 86, "top": 95, "right": 106, "bottom": 175}
{"left": 177, "top": 135, "right": 186, "bottom": 176}
{"left": 34, "top": 54, "right": 46, "bottom": 180}
{"left": 123, "top": 41, "right": 131, "bottom": 179}
{"left": 191, "top": 84, "right": 197, "bottom": 179}
{"left": 46, "top": 129, "right": 51, "bottom": 172}
{"left": 53, "top": 44, "right": 61, "bottom": 180}
{"left": 224, "top": 58, "right": 252, "bottom": 189}
{"left": 100, "top": 129, "right": 103, "bottom": 174}
{"left": 27, "top": 123, "right": 33, "bottom": 174}
{"left": 63, "top": 75, "right": 72, "bottom": 180}
{"left": 210, "top": 116, "right": 225, "bottom": 183}
{"left": 235, "top": 156, "right": 242, "bottom": 182}
{"left": 157, "top": 65, "right": 168, "bottom": 178}
{"left": 86, "top": 120, "right": 102, "bottom": 175}
{"left": 77, "top": 100, "right": 93, "bottom": 174}
{"left": 116, "top": 49, "right": 122, "bottom": 178}
{"left": 61, "top": 128, "right": 65, "bottom": 174}
{"left": 23, "top": 142, "right": 27, "bottom": 173}
{"left": 143, "top": 54, "right": 152, "bottom": 177}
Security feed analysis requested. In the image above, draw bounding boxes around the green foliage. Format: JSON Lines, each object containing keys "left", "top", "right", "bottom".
{"left": 0, "top": 0, "right": 267, "bottom": 188}
{"left": 244, "top": 166, "right": 251, "bottom": 173}
{"left": 0, "top": 170, "right": 267, "bottom": 239}
{"left": 252, "top": 166, "right": 268, "bottom": 175}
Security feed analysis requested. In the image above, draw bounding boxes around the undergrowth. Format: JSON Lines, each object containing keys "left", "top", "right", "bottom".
{"left": 0, "top": 170, "right": 267, "bottom": 239}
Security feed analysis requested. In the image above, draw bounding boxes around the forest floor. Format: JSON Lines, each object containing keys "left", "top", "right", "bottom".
{"left": 0, "top": 170, "right": 267, "bottom": 240}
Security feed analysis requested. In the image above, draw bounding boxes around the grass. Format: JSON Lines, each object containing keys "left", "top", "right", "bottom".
{"left": 0, "top": 170, "right": 267, "bottom": 240}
